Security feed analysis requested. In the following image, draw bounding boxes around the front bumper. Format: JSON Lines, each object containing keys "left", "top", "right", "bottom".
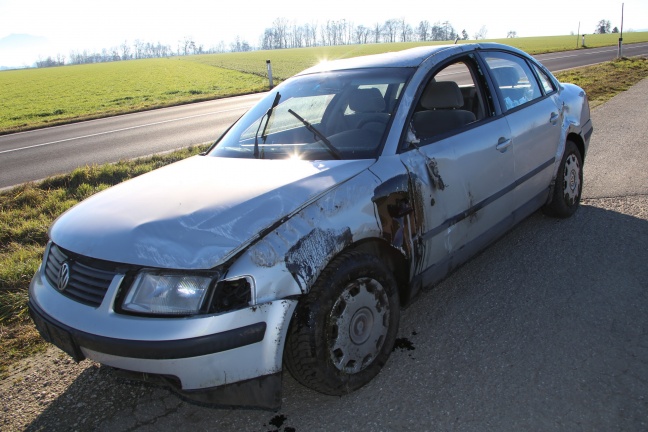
{"left": 29, "top": 265, "right": 297, "bottom": 409}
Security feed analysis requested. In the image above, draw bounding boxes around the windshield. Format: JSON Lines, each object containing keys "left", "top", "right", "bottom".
{"left": 208, "top": 68, "right": 414, "bottom": 160}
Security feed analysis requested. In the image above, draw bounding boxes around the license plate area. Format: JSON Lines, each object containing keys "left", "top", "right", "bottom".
{"left": 30, "top": 306, "right": 85, "bottom": 362}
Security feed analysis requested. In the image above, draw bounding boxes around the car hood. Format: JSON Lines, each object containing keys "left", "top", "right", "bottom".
{"left": 50, "top": 156, "right": 374, "bottom": 269}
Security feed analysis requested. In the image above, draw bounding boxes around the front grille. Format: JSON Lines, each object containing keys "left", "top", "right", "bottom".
{"left": 44, "top": 244, "right": 117, "bottom": 307}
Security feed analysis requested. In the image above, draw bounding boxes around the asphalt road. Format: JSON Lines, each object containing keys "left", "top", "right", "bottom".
{"left": 3, "top": 80, "right": 647, "bottom": 431}
{"left": 1, "top": 43, "right": 647, "bottom": 189}
{"left": 0, "top": 93, "right": 258, "bottom": 189}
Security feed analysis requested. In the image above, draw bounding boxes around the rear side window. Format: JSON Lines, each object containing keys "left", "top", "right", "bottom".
{"left": 483, "top": 52, "right": 542, "bottom": 112}
{"left": 532, "top": 64, "right": 557, "bottom": 95}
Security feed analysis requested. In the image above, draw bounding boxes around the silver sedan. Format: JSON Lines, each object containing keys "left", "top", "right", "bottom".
{"left": 29, "top": 43, "right": 592, "bottom": 409}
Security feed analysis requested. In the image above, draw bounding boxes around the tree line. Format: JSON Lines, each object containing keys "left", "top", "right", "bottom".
{"left": 36, "top": 37, "right": 229, "bottom": 67}
{"left": 34, "top": 16, "right": 492, "bottom": 68}
{"left": 258, "top": 18, "right": 488, "bottom": 50}
{"left": 34, "top": 16, "right": 620, "bottom": 68}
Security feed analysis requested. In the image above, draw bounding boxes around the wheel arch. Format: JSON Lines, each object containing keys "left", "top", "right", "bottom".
{"left": 567, "top": 131, "right": 586, "bottom": 162}
{"left": 342, "top": 238, "right": 414, "bottom": 308}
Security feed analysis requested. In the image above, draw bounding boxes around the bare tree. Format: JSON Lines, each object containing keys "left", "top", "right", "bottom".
{"left": 417, "top": 20, "right": 431, "bottom": 41}
{"left": 120, "top": 41, "right": 130, "bottom": 60}
{"left": 442, "top": 21, "right": 451, "bottom": 40}
{"left": 399, "top": 18, "right": 413, "bottom": 42}
{"left": 292, "top": 23, "right": 304, "bottom": 48}
{"left": 345, "top": 20, "right": 354, "bottom": 45}
{"left": 474, "top": 25, "right": 488, "bottom": 40}
{"left": 430, "top": 22, "right": 444, "bottom": 41}
{"left": 382, "top": 19, "right": 398, "bottom": 43}
{"left": 272, "top": 17, "right": 290, "bottom": 48}
{"left": 321, "top": 21, "right": 331, "bottom": 46}
{"left": 261, "top": 28, "right": 274, "bottom": 50}
{"left": 134, "top": 39, "right": 145, "bottom": 59}
{"left": 595, "top": 19, "right": 611, "bottom": 34}
{"left": 507, "top": 30, "right": 517, "bottom": 38}
{"left": 305, "top": 22, "right": 318, "bottom": 47}
{"left": 373, "top": 22, "right": 382, "bottom": 43}
{"left": 355, "top": 25, "right": 370, "bottom": 44}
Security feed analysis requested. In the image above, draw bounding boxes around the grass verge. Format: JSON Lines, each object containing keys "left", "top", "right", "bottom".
{"left": 554, "top": 56, "right": 648, "bottom": 108}
{"left": 1, "top": 58, "right": 647, "bottom": 378}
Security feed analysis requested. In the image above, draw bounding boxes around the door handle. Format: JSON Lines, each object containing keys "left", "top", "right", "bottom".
{"left": 550, "top": 112, "right": 560, "bottom": 125}
{"left": 496, "top": 137, "right": 512, "bottom": 152}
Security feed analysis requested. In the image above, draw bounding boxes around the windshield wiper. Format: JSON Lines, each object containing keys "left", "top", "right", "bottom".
{"left": 254, "top": 92, "right": 281, "bottom": 159}
{"left": 287, "top": 109, "right": 342, "bottom": 160}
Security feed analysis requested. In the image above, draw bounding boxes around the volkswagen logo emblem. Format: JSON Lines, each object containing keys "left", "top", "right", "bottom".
{"left": 57, "top": 262, "right": 71, "bottom": 291}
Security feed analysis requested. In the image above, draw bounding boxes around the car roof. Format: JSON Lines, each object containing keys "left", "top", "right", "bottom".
{"left": 296, "top": 43, "right": 530, "bottom": 75}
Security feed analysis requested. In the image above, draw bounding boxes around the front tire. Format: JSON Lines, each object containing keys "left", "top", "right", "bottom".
{"left": 284, "top": 251, "right": 400, "bottom": 395}
{"left": 544, "top": 140, "right": 583, "bottom": 218}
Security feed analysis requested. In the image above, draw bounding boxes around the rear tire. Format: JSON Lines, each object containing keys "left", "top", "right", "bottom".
{"left": 544, "top": 140, "right": 583, "bottom": 218}
{"left": 284, "top": 251, "right": 400, "bottom": 395}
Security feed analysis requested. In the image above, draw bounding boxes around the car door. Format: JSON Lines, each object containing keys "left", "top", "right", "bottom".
{"left": 481, "top": 51, "right": 563, "bottom": 209}
{"left": 398, "top": 56, "right": 516, "bottom": 286}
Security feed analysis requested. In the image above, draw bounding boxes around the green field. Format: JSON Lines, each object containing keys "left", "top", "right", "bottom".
{"left": 0, "top": 59, "right": 268, "bottom": 134}
{"left": 1, "top": 32, "right": 647, "bottom": 134}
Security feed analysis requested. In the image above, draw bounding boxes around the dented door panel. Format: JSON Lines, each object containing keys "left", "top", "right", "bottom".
{"left": 400, "top": 117, "right": 515, "bottom": 284}
{"left": 400, "top": 144, "right": 466, "bottom": 277}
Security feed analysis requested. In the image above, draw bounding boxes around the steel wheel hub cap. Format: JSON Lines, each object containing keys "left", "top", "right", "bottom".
{"left": 329, "top": 277, "right": 389, "bottom": 373}
{"left": 563, "top": 154, "right": 581, "bottom": 205}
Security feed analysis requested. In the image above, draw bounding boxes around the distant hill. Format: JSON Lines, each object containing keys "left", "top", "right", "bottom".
{"left": 0, "top": 34, "right": 49, "bottom": 69}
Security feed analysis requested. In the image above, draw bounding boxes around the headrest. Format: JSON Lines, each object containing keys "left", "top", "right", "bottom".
{"left": 491, "top": 67, "right": 520, "bottom": 87}
{"left": 349, "top": 88, "right": 386, "bottom": 113}
{"left": 420, "top": 81, "right": 464, "bottom": 109}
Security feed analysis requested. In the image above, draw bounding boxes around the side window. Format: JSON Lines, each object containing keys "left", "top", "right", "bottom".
{"left": 410, "top": 58, "right": 486, "bottom": 142}
{"left": 483, "top": 52, "right": 542, "bottom": 111}
{"left": 532, "top": 64, "right": 556, "bottom": 95}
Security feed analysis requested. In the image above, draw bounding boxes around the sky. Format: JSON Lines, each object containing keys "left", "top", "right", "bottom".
{"left": 0, "top": 0, "right": 646, "bottom": 67}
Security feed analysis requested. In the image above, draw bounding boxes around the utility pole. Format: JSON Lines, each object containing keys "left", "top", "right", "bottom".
{"left": 618, "top": 3, "right": 625, "bottom": 58}
{"left": 576, "top": 22, "right": 580, "bottom": 48}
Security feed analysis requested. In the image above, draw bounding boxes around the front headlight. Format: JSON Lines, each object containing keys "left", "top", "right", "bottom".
{"left": 122, "top": 271, "right": 213, "bottom": 315}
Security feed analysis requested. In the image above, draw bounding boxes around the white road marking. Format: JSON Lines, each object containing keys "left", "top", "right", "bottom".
{"left": 0, "top": 106, "right": 249, "bottom": 155}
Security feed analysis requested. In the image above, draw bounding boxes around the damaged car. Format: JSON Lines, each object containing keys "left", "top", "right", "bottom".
{"left": 29, "top": 43, "right": 592, "bottom": 409}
